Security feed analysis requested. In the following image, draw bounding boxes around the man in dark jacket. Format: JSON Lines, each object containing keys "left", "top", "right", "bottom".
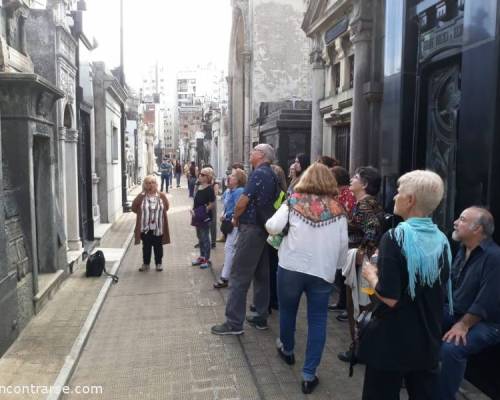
{"left": 439, "top": 207, "right": 500, "bottom": 400}
{"left": 211, "top": 144, "right": 278, "bottom": 335}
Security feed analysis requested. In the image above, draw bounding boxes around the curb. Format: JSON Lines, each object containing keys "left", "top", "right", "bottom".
{"left": 46, "top": 229, "right": 135, "bottom": 400}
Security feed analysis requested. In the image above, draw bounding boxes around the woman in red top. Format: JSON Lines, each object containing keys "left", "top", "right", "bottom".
{"left": 332, "top": 166, "right": 356, "bottom": 218}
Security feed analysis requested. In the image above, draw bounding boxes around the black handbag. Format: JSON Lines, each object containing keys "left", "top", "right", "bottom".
{"left": 349, "top": 309, "right": 373, "bottom": 377}
{"left": 220, "top": 218, "right": 234, "bottom": 236}
{"left": 86, "top": 250, "right": 119, "bottom": 283}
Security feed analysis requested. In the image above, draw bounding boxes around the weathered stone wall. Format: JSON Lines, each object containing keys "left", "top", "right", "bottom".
{"left": 251, "top": 0, "right": 311, "bottom": 122}
{"left": 0, "top": 114, "right": 21, "bottom": 356}
{"left": 2, "top": 147, "right": 34, "bottom": 344}
{"left": 105, "top": 91, "right": 123, "bottom": 224}
{"left": 93, "top": 62, "right": 124, "bottom": 224}
{"left": 24, "top": 10, "right": 56, "bottom": 84}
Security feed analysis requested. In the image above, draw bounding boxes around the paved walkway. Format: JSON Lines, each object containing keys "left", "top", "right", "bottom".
{"left": 0, "top": 205, "right": 137, "bottom": 400}
{"left": 63, "top": 183, "right": 363, "bottom": 400}
{"left": 0, "top": 180, "right": 483, "bottom": 400}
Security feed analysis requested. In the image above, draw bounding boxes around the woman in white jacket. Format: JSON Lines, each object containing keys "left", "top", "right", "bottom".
{"left": 266, "top": 162, "right": 348, "bottom": 395}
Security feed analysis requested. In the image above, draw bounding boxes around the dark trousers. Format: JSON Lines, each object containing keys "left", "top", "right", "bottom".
{"left": 188, "top": 176, "right": 196, "bottom": 197}
{"left": 225, "top": 224, "right": 269, "bottom": 330}
{"left": 141, "top": 231, "right": 163, "bottom": 265}
{"left": 161, "top": 174, "right": 171, "bottom": 192}
{"left": 439, "top": 306, "right": 500, "bottom": 399}
{"left": 268, "top": 244, "right": 279, "bottom": 310}
{"left": 362, "top": 365, "right": 439, "bottom": 400}
{"left": 210, "top": 202, "right": 217, "bottom": 246}
{"left": 333, "top": 269, "right": 347, "bottom": 308}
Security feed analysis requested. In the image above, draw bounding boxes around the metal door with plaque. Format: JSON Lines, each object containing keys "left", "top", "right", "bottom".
{"left": 425, "top": 63, "right": 461, "bottom": 234}
{"left": 78, "top": 111, "right": 94, "bottom": 243}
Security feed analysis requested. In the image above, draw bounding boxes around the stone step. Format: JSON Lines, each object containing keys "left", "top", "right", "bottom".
{"left": 33, "top": 270, "right": 65, "bottom": 315}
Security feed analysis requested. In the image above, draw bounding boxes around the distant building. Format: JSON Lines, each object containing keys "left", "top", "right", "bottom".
{"left": 302, "top": 0, "right": 384, "bottom": 169}
{"left": 228, "top": 0, "right": 312, "bottom": 167}
{"left": 92, "top": 62, "right": 128, "bottom": 224}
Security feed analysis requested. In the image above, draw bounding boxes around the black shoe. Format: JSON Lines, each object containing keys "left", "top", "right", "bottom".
{"left": 249, "top": 304, "right": 256, "bottom": 313}
{"left": 301, "top": 376, "right": 319, "bottom": 394}
{"left": 213, "top": 279, "right": 228, "bottom": 289}
{"left": 246, "top": 315, "right": 268, "bottom": 330}
{"left": 194, "top": 243, "right": 200, "bottom": 248}
{"left": 336, "top": 311, "right": 348, "bottom": 322}
{"left": 211, "top": 243, "right": 216, "bottom": 249}
{"left": 211, "top": 322, "right": 244, "bottom": 335}
{"left": 276, "top": 344, "right": 295, "bottom": 365}
{"left": 338, "top": 349, "right": 353, "bottom": 363}
{"left": 328, "top": 303, "right": 345, "bottom": 312}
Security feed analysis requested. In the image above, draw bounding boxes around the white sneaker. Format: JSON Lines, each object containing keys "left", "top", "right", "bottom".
{"left": 139, "top": 264, "right": 150, "bottom": 272}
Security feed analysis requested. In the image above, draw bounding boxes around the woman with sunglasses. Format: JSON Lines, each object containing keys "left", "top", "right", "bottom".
{"left": 191, "top": 168, "right": 216, "bottom": 269}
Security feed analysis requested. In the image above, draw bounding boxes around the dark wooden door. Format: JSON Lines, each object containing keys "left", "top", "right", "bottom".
{"left": 425, "top": 63, "right": 461, "bottom": 234}
{"left": 334, "top": 124, "right": 350, "bottom": 170}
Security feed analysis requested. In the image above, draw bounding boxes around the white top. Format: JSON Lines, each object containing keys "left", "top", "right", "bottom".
{"left": 265, "top": 202, "right": 348, "bottom": 283}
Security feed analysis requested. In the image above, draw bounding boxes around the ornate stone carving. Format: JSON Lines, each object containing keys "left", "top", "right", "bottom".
{"left": 58, "top": 65, "right": 76, "bottom": 99}
{"left": 58, "top": 126, "right": 67, "bottom": 141}
{"left": 309, "top": 48, "right": 325, "bottom": 67}
{"left": 349, "top": 0, "right": 373, "bottom": 44}
{"left": 36, "top": 91, "right": 55, "bottom": 117}
{"left": 57, "top": 28, "right": 76, "bottom": 65}
{"left": 65, "top": 128, "right": 78, "bottom": 142}
{"left": 349, "top": 18, "right": 373, "bottom": 43}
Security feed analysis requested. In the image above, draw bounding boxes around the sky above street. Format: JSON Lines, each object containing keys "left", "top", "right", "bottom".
{"left": 85, "top": 0, "right": 232, "bottom": 90}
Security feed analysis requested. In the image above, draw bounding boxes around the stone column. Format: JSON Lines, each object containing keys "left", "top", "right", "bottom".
{"left": 65, "top": 128, "right": 81, "bottom": 251}
{"left": 349, "top": 1, "right": 373, "bottom": 172}
{"left": 242, "top": 50, "right": 252, "bottom": 169}
{"left": 226, "top": 76, "right": 234, "bottom": 166}
{"left": 58, "top": 126, "right": 68, "bottom": 232}
{"left": 310, "top": 48, "right": 326, "bottom": 161}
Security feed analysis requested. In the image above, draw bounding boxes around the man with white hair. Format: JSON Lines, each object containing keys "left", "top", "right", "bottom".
{"left": 439, "top": 206, "right": 500, "bottom": 399}
{"left": 211, "top": 143, "right": 279, "bottom": 335}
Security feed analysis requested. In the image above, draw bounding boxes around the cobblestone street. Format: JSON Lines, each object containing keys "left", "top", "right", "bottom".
{"left": 64, "top": 183, "right": 364, "bottom": 400}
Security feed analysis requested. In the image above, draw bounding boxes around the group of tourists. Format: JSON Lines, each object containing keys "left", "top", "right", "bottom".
{"left": 158, "top": 157, "right": 183, "bottom": 192}
{"left": 130, "top": 143, "right": 500, "bottom": 399}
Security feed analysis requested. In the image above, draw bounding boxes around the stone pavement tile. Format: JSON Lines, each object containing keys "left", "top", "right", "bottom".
{"left": 63, "top": 188, "right": 261, "bottom": 400}
{"left": 0, "top": 215, "right": 134, "bottom": 400}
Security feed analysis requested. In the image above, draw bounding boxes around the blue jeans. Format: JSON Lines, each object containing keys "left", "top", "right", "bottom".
{"left": 161, "top": 174, "right": 171, "bottom": 192}
{"left": 196, "top": 225, "right": 210, "bottom": 260}
{"left": 277, "top": 266, "right": 333, "bottom": 381}
{"left": 439, "top": 307, "right": 500, "bottom": 399}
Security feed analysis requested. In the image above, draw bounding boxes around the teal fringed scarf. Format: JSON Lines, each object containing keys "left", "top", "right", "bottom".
{"left": 391, "top": 217, "right": 453, "bottom": 314}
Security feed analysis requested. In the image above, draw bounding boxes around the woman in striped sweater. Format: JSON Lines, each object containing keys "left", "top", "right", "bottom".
{"left": 131, "top": 175, "right": 170, "bottom": 271}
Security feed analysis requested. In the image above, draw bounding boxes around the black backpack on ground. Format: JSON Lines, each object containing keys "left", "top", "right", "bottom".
{"left": 85, "top": 250, "right": 119, "bottom": 283}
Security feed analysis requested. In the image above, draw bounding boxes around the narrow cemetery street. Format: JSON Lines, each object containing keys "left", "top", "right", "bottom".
{"left": 63, "top": 183, "right": 363, "bottom": 400}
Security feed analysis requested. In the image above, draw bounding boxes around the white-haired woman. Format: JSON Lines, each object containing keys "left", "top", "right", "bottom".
{"left": 131, "top": 175, "right": 170, "bottom": 271}
{"left": 191, "top": 167, "right": 216, "bottom": 269}
{"left": 358, "top": 170, "right": 453, "bottom": 400}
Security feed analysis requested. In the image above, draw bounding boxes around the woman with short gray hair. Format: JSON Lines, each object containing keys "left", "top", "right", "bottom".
{"left": 358, "top": 169, "right": 453, "bottom": 399}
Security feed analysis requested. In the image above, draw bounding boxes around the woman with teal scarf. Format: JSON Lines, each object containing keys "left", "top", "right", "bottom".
{"left": 358, "top": 170, "right": 453, "bottom": 400}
